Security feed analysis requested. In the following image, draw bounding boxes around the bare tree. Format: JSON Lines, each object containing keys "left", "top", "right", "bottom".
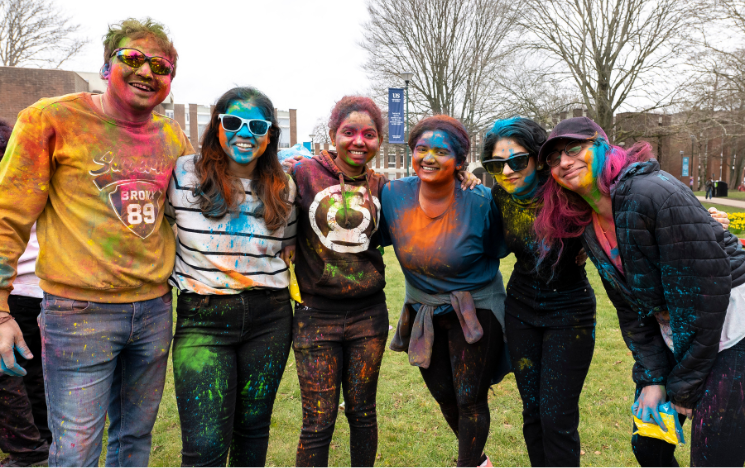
{"left": 679, "top": 1, "right": 745, "bottom": 185}
{"left": 518, "top": 0, "right": 696, "bottom": 138}
{"left": 360, "top": 0, "right": 521, "bottom": 132}
{"left": 0, "top": 0, "right": 86, "bottom": 68}
{"left": 311, "top": 117, "right": 332, "bottom": 145}
{"left": 491, "top": 58, "right": 582, "bottom": 128}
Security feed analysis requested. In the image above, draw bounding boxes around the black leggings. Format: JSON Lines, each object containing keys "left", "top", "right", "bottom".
{"left": 173, "top": 290, "right": 293, "bottom": 467}
{"left": 631, "top": 338, "right": 745, "bottom": 467}
{"left": 419, "top": 308, "right": 502, "bottom": 467}
{"left": 504, "top": 309, "right": 595, "bottom": 467}
{"left": 293, "top": 303, "right": 389, "bottom": 467}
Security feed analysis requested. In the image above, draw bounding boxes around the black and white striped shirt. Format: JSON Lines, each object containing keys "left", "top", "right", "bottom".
{"left": 166, "top": 155, "right": 297, "bottom": 294}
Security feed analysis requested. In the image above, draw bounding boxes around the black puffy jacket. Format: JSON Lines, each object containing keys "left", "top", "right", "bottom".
{"left": 582, "top": 160, "right": 745, "bottom": 408}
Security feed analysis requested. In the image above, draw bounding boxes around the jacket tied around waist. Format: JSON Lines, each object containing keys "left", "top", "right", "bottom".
{"left": 390, "top": 272, "right": 506, "bottom": 368}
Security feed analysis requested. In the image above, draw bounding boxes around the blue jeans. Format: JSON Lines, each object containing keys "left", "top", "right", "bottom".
{"left": 39, "top": 292, "right": 173, "bottom": 467}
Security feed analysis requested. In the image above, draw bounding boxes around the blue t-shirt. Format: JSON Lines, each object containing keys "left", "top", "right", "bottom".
{"left": 380, "top": 177, "right": 508, "bottom": 314}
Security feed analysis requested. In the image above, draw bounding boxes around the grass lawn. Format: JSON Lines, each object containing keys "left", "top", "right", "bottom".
{"left": 699, "top": 202, "right": 744, "bottom": 215}
{"left": 3, "top": 253, "right": 693, "bottom": 466}
{"left": 693, "top": 190, "right": 745, "bottom": 202}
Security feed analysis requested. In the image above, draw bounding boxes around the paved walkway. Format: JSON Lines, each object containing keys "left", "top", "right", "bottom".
{"left": 697, "top": 196, "right": 745, "bottom": 209}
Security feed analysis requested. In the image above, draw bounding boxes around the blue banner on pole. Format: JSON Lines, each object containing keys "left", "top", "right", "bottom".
{"left": 682, "top": 157, "right": 689, "bottom": 177}
{"left": 388, "top": 88, "right": 405, "bottom": 144}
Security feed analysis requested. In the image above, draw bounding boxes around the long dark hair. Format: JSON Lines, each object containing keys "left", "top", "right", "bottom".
{"left": 193, "top": 87, "right": 291, "bottom": 231}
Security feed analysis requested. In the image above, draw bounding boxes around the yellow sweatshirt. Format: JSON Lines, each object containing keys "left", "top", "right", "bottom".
{"left": 0, "top": 93, "right": 193, "bottom": 312}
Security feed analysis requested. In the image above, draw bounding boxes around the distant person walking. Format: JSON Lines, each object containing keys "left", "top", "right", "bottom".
{"left": 706, "top": 178, "right": 714, "bottom": 199}
{"left": 689, "top": 177, "right": 694, "bottom": 191}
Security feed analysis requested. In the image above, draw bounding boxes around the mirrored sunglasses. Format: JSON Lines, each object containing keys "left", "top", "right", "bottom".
{"left": 110, "top": 48, "right": 174, "bottom": 76}
{"left": 482, "top": 153, "right": 531, "bottom": 175}
{"left": 218, "top": 114, "right": 272, "bottom": 136}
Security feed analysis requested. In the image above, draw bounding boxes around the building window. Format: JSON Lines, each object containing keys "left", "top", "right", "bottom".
{"left": 165, "top": 110, "right": 174, "bottom": 119}
{"left": 388, "top": 150, "right": 396, "bottom": 168}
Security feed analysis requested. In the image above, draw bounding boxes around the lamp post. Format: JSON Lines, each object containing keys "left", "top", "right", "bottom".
{"left": 400, "top": 71, "right": 414, "bottom": 176}
{"left": 718, "top": 130, "right": 726, "bottom": 182}
{"left": 690, "top": 135, "right": 697, "bottom": 189}
{"left": 309, "top": 133, "right": 315, "bottom": 155}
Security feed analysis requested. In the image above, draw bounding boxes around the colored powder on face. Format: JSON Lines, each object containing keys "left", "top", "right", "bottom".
{"left": 512, "top": 169, "right": 539, "bottom": 200}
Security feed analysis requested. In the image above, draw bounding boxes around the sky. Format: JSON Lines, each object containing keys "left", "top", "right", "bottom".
{"left": 58, "top": 0, "right": 377, "bottom": 143}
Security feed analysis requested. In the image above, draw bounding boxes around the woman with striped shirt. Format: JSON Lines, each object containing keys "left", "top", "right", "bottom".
{"left": 165, "top": 87, "right": 297, "bottom": 467}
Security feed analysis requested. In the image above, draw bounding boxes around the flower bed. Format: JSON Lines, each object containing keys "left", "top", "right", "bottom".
{"left": 728, "top": 212, "right": 745, "bottom": 234}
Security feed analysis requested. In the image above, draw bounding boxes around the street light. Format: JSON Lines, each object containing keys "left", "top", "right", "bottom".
{"left": 309, "top": 133, "right": 316, "bottom": 155}
{"left": 690, "top": 135, "right": 697, "bottom": 189}
{"left": 400, "top": 71, "right": 414, "bottom": 176}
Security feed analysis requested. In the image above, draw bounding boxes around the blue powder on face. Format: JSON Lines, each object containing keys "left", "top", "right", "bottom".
{"left": 512, "top": 169, "right": 539, "bottom": 200}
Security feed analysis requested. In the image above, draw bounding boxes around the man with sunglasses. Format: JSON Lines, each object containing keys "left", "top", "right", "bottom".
{"left": 0, "top": 18, "right": 192, "bottom": 467}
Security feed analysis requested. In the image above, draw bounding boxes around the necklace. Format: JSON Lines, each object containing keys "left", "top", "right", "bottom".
{"left": 99, "top": 94, "right": 109, "bottom": 118}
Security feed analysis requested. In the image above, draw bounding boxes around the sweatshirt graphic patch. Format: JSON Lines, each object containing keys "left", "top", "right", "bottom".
{"left": 90, "top": 150, "right": 167, "bottom": 239}
{"left": 309, "top": 184, "right": 380, "bottom": 253}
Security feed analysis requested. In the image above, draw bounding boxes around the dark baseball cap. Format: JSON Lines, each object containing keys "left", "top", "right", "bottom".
{"left": 537, "top": 117, "right": 608, "bottom": 163}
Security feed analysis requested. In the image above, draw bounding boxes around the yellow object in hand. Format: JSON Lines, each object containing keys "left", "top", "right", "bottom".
{"left": 633, "top": 411, "right": 684, "bottom": 446}
{"left": 289, "top": 262, "right": 302, "bottom": 303}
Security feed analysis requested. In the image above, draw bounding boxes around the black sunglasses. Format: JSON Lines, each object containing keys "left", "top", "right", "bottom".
{"left": 110, "top": 48, "right": 174, "bottom": 76}
{"left": 482, "top": 153, "right": 531, "bottom": 175}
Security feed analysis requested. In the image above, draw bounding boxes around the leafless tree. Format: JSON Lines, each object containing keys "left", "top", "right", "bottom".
{"left": 0, "top": 0, "right": 86, "bottom": 68}
{"left": 311, "top": 117, "right": 332, "bottom": 145}
{"left": 677, "top": 0, "right": 745, "bottom": 186}
{"left": 518, "top": 0, "right": 697, "bottom": 138}
{"left": 360, "top": 0, "right": 521, "bottom": 132}
{"left": 491, "top": 58, "right": 582, "bottom": 128}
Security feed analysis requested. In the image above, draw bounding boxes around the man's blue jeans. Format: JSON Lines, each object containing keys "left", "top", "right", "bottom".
{"left": 38, "top": 292, "right": 173, "bottom": 467}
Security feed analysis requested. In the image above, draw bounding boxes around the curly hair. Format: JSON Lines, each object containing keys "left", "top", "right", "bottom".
{"left": 328, "top": 96, "right": 384, "bottom": 138}
{"left": 192, "top": 87, "right": 291, "bottom": 232}
{"left": 103, "top": 18, "right": 178, "bottom": 77}
{"left": 408, "top": 115, "right": 470, "bottom": 168}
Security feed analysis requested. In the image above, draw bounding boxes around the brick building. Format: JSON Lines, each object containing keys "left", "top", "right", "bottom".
{"left": 615, "top": 111, "right": 744, "bottom": 191}
{"left": 160, "top": 103, "right": 298, "bottom": 153}
{"left": 0, "top": 66, "right": 171, "bottom": 125}
{"left": 0, "top": 66, "right": 90, "bottom": 124}
{"left": 1, "top": 66, "right": 298, "bottom": 155}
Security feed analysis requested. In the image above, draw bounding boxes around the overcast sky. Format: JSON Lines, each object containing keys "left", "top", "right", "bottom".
{"left": 59, "top": 0, "right": 379, "bottom": 142}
